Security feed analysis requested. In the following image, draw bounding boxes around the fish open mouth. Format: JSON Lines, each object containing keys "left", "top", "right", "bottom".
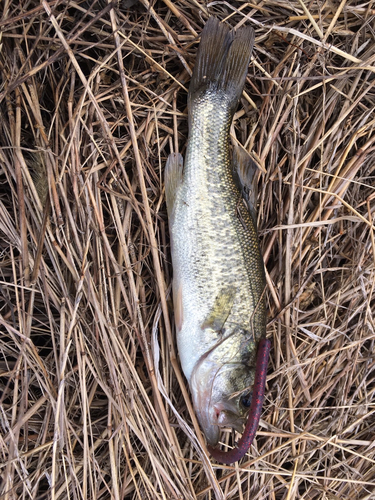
{"left": 190, "top": 352, "right": 247, "bottom": 446}
{"left": 207, "top": 338, "right": 271, "bottom": 464}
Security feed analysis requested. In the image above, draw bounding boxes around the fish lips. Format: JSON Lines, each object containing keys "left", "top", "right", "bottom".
{"left": 193, "top": 387, "right": 221, "bottom": 446}
{"left": 190, "top": 356, "right": 246, "bottom": 446}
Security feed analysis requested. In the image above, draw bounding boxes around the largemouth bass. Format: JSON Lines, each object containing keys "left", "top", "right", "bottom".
{"left": 165, "top": 17, "right": 270, "bottom": 463}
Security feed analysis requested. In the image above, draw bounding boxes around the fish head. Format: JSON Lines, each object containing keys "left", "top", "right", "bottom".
{"left": 190, "top": 334, "right": 256, "bottom": 446}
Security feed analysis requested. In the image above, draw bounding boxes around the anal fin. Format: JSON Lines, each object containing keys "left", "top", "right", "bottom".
{"left": 165, "top": 153, "right": 183, "bottom": 218}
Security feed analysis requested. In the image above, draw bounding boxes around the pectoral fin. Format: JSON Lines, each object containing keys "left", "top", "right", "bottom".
{"left": 201, "top": 287, "right": 236, "bottom": 332}
{"left": 174, "top": 284, "right": 183, "bottom": 332}
{"left": 165, "top": 153, "right": 183, "bottom": 219}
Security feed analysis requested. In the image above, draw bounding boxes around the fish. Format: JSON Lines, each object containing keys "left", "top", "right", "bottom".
{"left": 165, "top": 16, "right": 271, "bottom": 464}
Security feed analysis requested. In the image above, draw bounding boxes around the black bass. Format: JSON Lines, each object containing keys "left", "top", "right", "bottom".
{"left": 165, "top": 17, "right": 271, "bottom": 464}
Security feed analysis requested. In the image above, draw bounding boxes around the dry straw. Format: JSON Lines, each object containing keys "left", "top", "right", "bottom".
{"left": 1, "top": 0, "right": 375, "bottom": 498}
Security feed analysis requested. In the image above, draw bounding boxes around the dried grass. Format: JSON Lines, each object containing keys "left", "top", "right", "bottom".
{"left": 1, "top": 0, "right": 375, "bottom": 498}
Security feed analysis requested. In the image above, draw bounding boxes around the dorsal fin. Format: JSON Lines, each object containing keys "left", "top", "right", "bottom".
{"left": 232, "top": 145, "right": 259, "bottom": 223}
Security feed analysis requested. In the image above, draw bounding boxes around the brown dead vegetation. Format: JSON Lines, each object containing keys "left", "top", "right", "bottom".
{"left": 1, "top": 1, "right": 375, "bottom": 498}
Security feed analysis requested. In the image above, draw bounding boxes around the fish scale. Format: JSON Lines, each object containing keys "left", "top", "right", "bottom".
{"left": 165, "top": 16, "right": 269, "bottom": 461}
{"left": 172, "top": 92, "right": 266, "bottom": 383}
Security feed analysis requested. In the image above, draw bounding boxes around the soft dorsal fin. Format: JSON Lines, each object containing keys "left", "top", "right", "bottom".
{"left": 232, "top": 145, "right": 259, "bottom": 223}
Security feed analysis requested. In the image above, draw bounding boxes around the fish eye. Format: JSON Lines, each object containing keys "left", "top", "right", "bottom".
{"left": 240, "top": 393, "right": 252, "bottom": 408}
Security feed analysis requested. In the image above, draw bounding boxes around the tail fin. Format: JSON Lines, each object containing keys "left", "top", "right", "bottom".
{"left": 189, "top": 17, "right": 254, "bottom": 111}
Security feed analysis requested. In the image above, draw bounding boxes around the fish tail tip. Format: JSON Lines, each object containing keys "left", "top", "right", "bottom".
{"left": 189, "top": 17, "right": 255, "bottom": 109}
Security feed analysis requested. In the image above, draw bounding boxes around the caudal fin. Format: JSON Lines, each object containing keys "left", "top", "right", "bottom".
{"left": 189, "top": 17, "right": 254, "bottom": 112}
